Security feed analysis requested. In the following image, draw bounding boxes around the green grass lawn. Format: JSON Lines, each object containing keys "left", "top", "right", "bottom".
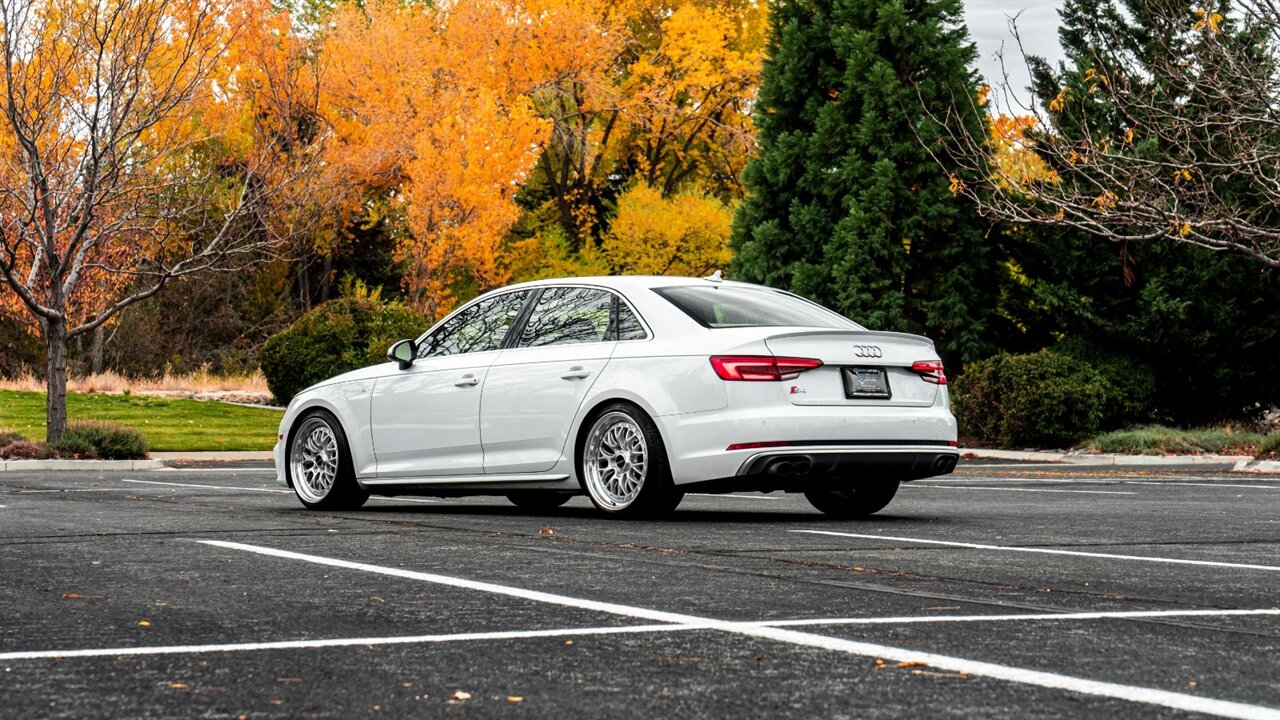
{"left": 0, "top": 390, "right": 282, "bottom": 451}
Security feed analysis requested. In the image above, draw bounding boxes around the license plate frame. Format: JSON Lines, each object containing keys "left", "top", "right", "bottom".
{"left": 843, "top": 367, "right": 892, "bottom": 400}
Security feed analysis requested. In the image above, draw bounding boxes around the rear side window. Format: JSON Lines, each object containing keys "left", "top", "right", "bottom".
{"left": 518, "top": 287, "right": 613, "bottom": 347}
{"left": 653, "top": 286, "right": 859, "bottom": 329}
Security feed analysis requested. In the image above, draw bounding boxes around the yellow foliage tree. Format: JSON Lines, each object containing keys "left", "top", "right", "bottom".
{"left": 601, "top": 183, "right": 732, "bottom": 276}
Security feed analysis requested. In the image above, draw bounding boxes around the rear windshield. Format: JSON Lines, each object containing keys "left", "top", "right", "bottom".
{"left": 653, "top": 285, "right": 860, "bottom": 329}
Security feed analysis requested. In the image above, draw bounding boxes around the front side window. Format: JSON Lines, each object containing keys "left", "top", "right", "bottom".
{"left": 418, "top": 291, "right": 529, "bottom": 358}
{"left": 518, "top": 287, "right": 613, "bottom": 348}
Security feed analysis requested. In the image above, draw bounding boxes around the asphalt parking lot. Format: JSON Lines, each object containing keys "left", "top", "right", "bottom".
{"left": 1, "top": 462, "right": 1277, "bottom": 719}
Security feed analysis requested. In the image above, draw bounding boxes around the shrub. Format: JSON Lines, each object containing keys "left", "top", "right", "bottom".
{"left": 43, "top": 422, "right": 149, "bottom": 460}
{"left": 1083, "top": 425, "right": 1261, "bottom": 456}
{"left": 1055, "top": 339, "right": 1156, "bottom": 427}
{"left": 259, "top": 297, "right": 430, "bottom": 404}
{"left": 1260, "top": 431, "right": 1280, "bottom": 459}
{"left": 0, "top": 430, "right": 41, "bottom": 459}
{"left": 953, "top": 350, "right": 1113, "bottom": 448}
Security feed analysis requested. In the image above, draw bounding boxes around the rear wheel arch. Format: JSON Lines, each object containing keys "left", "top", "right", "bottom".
{"left": 573, "top": 397, "right": 664, "bottom": 480}
{"left": 573, "top": 398, "right": 682, "bottom": 516}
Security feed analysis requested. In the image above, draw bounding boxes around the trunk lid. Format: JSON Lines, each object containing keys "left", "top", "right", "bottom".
{"left": 764, "top": 330, "right": 941, "bottom": 407}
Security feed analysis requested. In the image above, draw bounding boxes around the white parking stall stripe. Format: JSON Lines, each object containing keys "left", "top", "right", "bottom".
{"left": 689, "top": 493, "right": 785, "bottom": 500}
{"left": 912, "top": 486, "right": 1137, "bottom": 495}
{"left": 918, "top": 477, "right": 1115, "bottom": 484}
{"left": 8, "top": 608, "right": 1276, "bottom": 663}
{"left": 195, "top": 540, "right": 1277, "bottom": 720}
{"left": 1124, "top": 481, "right": 1280, "bottom": 491}
{"left": 0, "top": 624, "right": 696, "bottom": 661}
{"left": 121, "top": 479, "right": 291, "bottom": 494}
{"left": 791, "top": 530, "right": 1280, "bottom": 572}
{"left": 118, "top": 478, "right": 440, "bottom": 503}
{"left": 756, "top": 608, "right": 1280, "bottom": 628}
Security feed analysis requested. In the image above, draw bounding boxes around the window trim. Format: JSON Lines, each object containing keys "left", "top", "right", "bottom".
{"left": 503, "top": 284, "right": 653, "bottom": 350}
{"left": 413, "top": 288, "right": 535, "bottom": 358}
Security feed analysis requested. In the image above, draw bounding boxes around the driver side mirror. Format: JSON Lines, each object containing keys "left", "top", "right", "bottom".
{"left": 388, "top": 339, "right": 416, "bottom": 370}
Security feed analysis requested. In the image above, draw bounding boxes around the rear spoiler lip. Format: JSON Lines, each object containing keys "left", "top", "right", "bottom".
{"left": 763, "top": 329, "right": 936, "bottom": 350}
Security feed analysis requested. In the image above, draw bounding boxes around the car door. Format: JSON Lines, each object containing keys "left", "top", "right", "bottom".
{"left": 480, "top": 287, "right": 625, "bottom": 474}
{"left": 369, "top": 290, "right": 530, "bottom": 478}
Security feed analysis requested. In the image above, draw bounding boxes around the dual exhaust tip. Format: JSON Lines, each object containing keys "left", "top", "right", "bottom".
{"left": 764, "top": 457, "right": 813, "bottom": 478}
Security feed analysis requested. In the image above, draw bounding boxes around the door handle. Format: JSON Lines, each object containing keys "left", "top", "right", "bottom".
{"left": 561, "top": 366, "right": 591, "bottom": 380}
{"left": 454, "top": 374, "right": 480, "bottom": 387}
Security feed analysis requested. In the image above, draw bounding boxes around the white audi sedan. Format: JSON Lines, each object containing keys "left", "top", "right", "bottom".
{"left": 274, "top": 275, "right": 959, "bottom": 517}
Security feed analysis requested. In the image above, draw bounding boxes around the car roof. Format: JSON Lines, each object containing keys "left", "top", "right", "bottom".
{"left": 497, "top": 275, "right": 766, "bottom": 293}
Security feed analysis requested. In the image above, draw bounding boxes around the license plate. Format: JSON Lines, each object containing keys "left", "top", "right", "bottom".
{"left": 843, "top": 367, "right": 891, "bottom": 399}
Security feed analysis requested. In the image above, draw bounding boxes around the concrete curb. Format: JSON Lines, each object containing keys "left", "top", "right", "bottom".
{"left": 962, "top": 448, "right": 1251, "bottom": 467}
{"left": 0, "top": 459, "right": 164, "bottom": 472}
{"left": 150, "top": 451, "right": 274, "bottom": 462}
{"left": 1233, "top": 459, "right": 1280, "bottom": 474}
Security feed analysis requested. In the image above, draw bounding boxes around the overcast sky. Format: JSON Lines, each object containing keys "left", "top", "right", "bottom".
{"left": 962, "top": 0, "right": 1067, "bottom": 109}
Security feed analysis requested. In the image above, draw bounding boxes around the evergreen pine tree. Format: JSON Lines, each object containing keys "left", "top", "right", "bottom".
{"left": 731, "top": 0, "right": 1000, "bottom": 367}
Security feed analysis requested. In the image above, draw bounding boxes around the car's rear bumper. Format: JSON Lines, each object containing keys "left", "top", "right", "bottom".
{"left": 657, "top": 403, "right": 957, "bottom": 486}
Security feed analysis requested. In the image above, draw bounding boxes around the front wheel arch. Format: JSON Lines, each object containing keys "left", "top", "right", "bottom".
{"left": 285, "top": 408, "right": 369, "bottom": 510}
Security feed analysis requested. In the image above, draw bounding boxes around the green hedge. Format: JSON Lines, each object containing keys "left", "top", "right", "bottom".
{"left": 953, "top": 348, "right": 1151, "bottom": 448}
{"left": 260, "top": 298, "right": 429, "bottom": 404}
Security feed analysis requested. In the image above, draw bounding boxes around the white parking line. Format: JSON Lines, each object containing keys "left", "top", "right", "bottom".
{"left": 118, "top": 479, "right": 439, "bottom": 503}
{"left": 18, "top": 488, "right": 145, "bottom": 494}
{"left": 193, "top": 540, "right": 1277, "bottom": 720}
{"left": 8, "top": 608, "right": 1276, "bottom": 662}
{"left": 1124, "top": 481, "right": 1280, "bottom": 491}
{"left": 121, "top": 479, "right": 290, "bottom": 494}
{"left": 0, "top": 623, "right": 693, "bottom": 661}
{"left": 791, "top": 530, "right": 1280, "bottom": 572}
{"left": 919, "top": 477, "right": 1115, "bottom": 485}
{"left": 913, "top": 486, "right": 1137, "bottom": 495}
{"left": 689, "top": 493, "right": 785, "bottom": 500}
{"left": 756, "top": 608, "right": 1280, "bottom": 628}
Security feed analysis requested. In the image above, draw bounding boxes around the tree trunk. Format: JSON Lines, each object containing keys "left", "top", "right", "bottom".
{"left": 90, "top": 324, "right": 105, "bottom": 375}
{"left": 44, "top": 317, "right": 69, "bottom": 442}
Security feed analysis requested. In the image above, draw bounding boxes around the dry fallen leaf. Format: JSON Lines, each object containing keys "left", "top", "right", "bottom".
{"left": 507, "top": 696, "right": 524, "bottom": 703}
{"left": 565, "top": 640, "right": 574, "bottom": 646}
{"left": 896, "top": 661, "right": 927, "bottom": 669}
{"left": 168, "top": 683, "right": 188, "bottom": 690}
{"left": 449, "top": 690, "right": 472, "bottom": 704}
{"left": 539, "top": 526, "right": 557, "bottom": 536}
{"left": 874, "top": 658, "right": 887, "bottom": 668}
{"left": 137, "top": 620, "right": 151, "bottom": 628}
{"left": 914, "top": 670, "right": 968, "bottom": 679}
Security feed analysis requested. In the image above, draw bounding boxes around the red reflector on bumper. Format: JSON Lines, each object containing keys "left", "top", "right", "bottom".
{"left": 726, "top": 441, "right": 790, "bottom": 451}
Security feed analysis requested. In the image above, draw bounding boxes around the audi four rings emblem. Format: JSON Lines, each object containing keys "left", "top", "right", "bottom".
{"left": 853, "top": 345, "right": 883, "bottom": 358}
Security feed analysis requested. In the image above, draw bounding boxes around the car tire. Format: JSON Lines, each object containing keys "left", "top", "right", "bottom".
{"left": 506, "top": 492, "right": 573, "bottom": 511}
{"left": 579, "top": 402, "right": 682, "bottom": 517}
{"left": 803, "top": 480, "right": 900, "bottom": 518}
{"left": 288, "top": 410, "right": 369, "bottom": 510}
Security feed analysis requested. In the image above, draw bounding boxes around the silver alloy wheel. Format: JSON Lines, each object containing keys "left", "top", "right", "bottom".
{"left": 583, "top": 411, "right": 649, "bottom": 510}
{"left": 290, "top": 416, "right": 340, "bottom": 504}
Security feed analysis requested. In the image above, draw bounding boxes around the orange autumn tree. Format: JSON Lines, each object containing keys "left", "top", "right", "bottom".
{"left": 0, "top": 0, "right": 321, "bottom": 440}
{"left": 318, "top": 0, "right": 617, "bottom": 317}
{"left": 515, "top": 0, "right": 766, "bottom": 264}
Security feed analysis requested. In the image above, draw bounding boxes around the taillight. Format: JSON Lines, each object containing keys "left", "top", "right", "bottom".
{"left": 911, "top": 359, "right": 947, "bottom": 385}
{"left": 710, "top": 355, "right": 823, "bottom": 381}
